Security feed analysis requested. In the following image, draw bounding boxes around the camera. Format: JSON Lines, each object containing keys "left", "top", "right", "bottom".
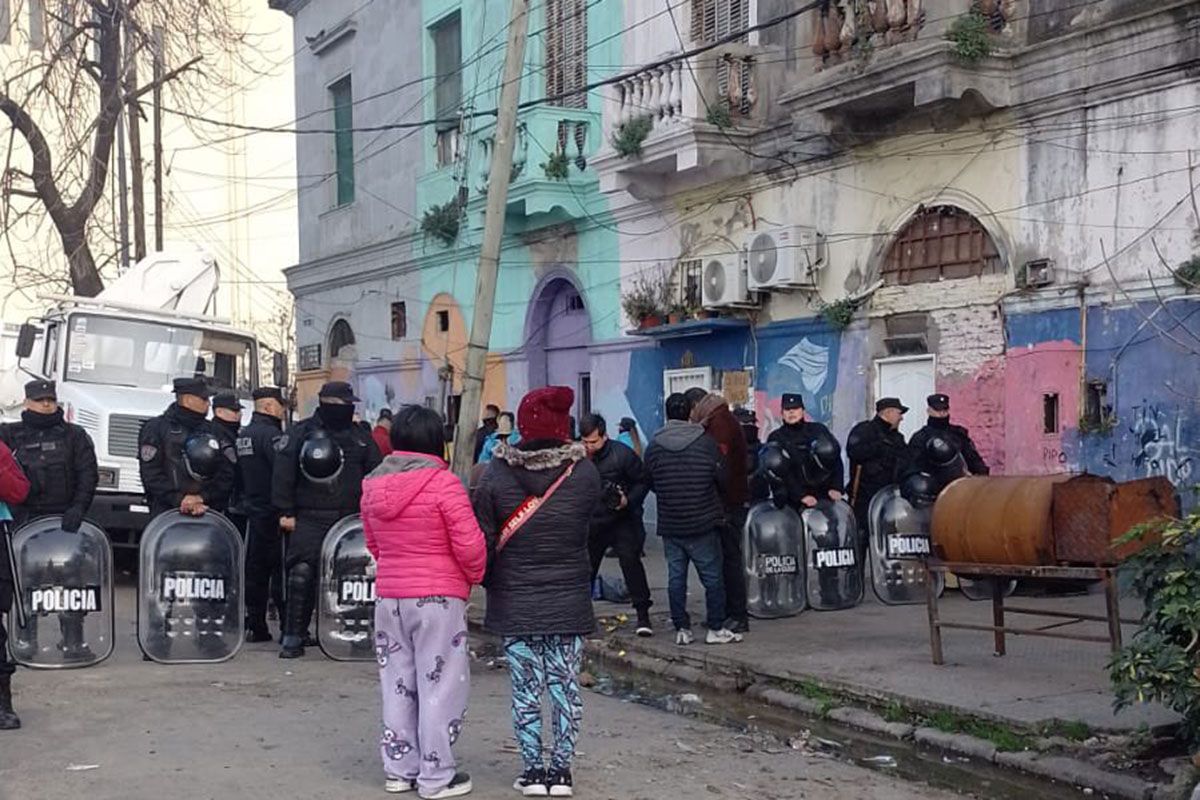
{"left": 601, "top": 481, "right": 625, "bottom": 512}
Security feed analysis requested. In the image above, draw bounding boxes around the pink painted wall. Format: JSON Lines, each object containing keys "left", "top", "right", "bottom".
{"left": 1001, "top": 341, "right": 1083, "bottom": 475}
{"left": 937, "top": 357, "right": 1007, "bottom": 473}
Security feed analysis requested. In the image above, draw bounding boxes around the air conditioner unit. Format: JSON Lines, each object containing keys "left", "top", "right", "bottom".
{"left": 1018, "top": 258, "right": 1055, "bottom": 289}
{"left": 745, "top": 226, "right": 826, "bottom": 291}
{"left": 701, "top": 254, "right": 749, "bottom": 308}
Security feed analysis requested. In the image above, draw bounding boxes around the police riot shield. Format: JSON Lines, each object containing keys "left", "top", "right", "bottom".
{"left": 743, "top": 502, "right": 806, "bottom": 619}
{"left": 138, "top": 511, "right": 244, "bottom": 664}
{"left": 317, "top": 515, "right": 376, "bottom": 661}
{"left": 802, "top": 499, "right": 864, "bottom": 611}
{"left": 867, "top": 487, "right": 944, "bottom": 606}
{"left": 9, "top": 517, "right": 114, "bottom": 669}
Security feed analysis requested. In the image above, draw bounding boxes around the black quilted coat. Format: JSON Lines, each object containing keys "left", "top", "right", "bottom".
{"left": 472, "top": 440, "right": 601, "bottom": 637}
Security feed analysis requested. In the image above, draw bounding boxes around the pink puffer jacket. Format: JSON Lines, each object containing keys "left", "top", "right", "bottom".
{"left": 361, "top": 452, "right": 487, "bottom": 600}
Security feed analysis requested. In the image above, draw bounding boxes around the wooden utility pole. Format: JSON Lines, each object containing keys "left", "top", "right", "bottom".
{"left": 152, "top": 25, "right": 164, "bottom": 252}
{"left": 126, "top": 31, "right": 146, "bottom": 261}
{"left": 449, "top": 0, "right": 529, "bottom": 478}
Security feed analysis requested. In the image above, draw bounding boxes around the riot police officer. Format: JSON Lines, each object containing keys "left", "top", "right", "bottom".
{"left": 0, "top": 440, "right": 31, "bottom": 730}
{"left": 846, "top": 397, "right": 908, "bottom": 550}
{"left": 272, "top": 381, "right": 381, "bottom": 658}
{"left": 138, "top": 378, "right": 236, "bottom": 518}
{"left": 238, "top": 387, "right": 288, "bottom": 642}
{"left": 0, "top": 380, "right": 100, "bottom": 662}
{"left": 766, "top": 393, "right": 845, "bottom": 511}
{"left": 900, "top": 393, "right": 989, "bottom": 489}
{"left": 211, "top": 393, "right": 246, "bottom": 531}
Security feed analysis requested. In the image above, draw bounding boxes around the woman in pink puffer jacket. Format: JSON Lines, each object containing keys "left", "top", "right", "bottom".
{"left": 362, "top": 405, "right": 486, "bottom": 800}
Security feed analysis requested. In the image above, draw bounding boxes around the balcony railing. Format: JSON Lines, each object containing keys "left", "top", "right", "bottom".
{"left": 810, "top": 0, "right": 1014, "bottom": 71}
{"left": 474, "top": 108, "right": 596, "bottom": 195}
{"left": 609, "top": 45, "right": 760, "bottom": 138}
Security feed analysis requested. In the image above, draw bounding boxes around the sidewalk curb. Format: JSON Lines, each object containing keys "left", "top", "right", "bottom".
{"left": 465, "top": 614, "right": 1167, "bottom": 800}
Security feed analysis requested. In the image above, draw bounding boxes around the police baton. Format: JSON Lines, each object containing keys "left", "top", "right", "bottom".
{"left": 2, "top": 522, "right": 27, "bottom": 629}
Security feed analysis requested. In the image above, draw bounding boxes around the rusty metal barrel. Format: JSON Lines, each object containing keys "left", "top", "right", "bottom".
{"left": 931, "top": 476, "right": 1072, "bottom": 566}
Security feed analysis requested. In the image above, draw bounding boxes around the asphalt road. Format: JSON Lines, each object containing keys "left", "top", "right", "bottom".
{"left": 0, "top": 612, "right": 960, "bottom": 800}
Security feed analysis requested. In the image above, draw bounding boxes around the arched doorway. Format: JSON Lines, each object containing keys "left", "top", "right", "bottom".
{"left": 328, "top": 318, "right": 357, "bottom": 362}
{"left": 526, "top": 274, "right": 592, "bottom": 415}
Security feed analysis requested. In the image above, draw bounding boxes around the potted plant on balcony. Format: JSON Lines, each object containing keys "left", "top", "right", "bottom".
{"left": 420, "top": 198, "right": 462, "bottom": 246}
{"left": 611, "top": 116, "right": 653, "bottom": 159}
{"left": 622, "top": 271, "right": 669, "bottom": 329}
{"left": 541, "top": 150, "right": 571, "bottom": 181}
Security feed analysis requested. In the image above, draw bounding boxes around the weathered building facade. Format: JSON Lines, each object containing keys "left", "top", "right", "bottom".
{"left": 275, "top": 0, "right": 1199, "bottom": 504}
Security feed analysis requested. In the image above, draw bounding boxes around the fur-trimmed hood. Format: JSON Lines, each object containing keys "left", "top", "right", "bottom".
{"left": 492, "top": 441, "right": 586, "bottom": 470}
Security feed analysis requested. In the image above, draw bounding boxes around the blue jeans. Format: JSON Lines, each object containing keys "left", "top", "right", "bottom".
{"left": 663, "top": 530, "right": 726, "bottom": 632}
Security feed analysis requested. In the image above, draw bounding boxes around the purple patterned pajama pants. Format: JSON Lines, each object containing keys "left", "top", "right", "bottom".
{"left": 375, "top": 596, "right": 471, "bottom": 794}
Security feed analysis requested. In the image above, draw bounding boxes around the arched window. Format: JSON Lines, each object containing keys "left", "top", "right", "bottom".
{"left": 328, "top": 318, "right": 356, "bottom": 360}
{"left": 883, "top": 206, "right": 1001, "bottom": 285}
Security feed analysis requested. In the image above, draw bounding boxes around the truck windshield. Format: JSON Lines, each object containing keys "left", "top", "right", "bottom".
{"left": 63, "top": 314, "right": 255, "bottom": 393}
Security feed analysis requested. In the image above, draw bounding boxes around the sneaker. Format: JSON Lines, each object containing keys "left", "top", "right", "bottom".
{"left": 705, "top": 628, "right": 743, "bottom": 645}
{"left": 513, "top": 767, "right": 548, "bottom": 797}
{"left": 420, "top": 772, "right": 472, "bottom": 799}
{"left": 635, "top": 611, "right": 653, "bottom": 638}
{"left": 726, "top": 617, "right": 750, "bottom": 634}
{"left": 245, "top": 628, "right": 273, "bottom": 643}
{"left": 385, "top": 777, "right": 416, "bottom": 793}
{"left": 278, "top": 635, "right": 305, "bottom": 659}
{"left": 546, "top": 768, "right": 573, "bottom": 797}
{"left": 675, "top": 628, "right": 695, "bottom": 646}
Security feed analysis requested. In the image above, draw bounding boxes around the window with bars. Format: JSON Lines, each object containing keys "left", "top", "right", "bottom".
{"left": 691, "top": 0, "right": 750, "bottom": 45}
{"left": 545, "top": 0, "right": 588, "bottom": 109}
{"left": 677, "top": 259, "right": 702, "bottom": 309}
{"left": 329, "top": 76, "right": 355, "bottom": 206}
{"left": 882, "top": 206, "right": 1002, "bottom": 285}
{"left": 432, "top": 12, "right": 462, "bottom": 165}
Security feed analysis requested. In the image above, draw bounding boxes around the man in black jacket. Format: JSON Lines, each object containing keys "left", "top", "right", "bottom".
{"left": 273, "top": 381, "right": 381, "bottom": 658}
{"left": 844, "top": 398, "right": 907, "bottom": 561}
{"left": 237, "top": 387, "right": 288, "bottom": 642}
{"left": 901, "top": 393, "right": 989, "bottom": 486}
{"left": 644, "top": 394, "right": 741, "bottom": 647}
{"left": 579, "top": 413, "right": 653, "bottom": 637}
{"left": 846, "top": 397, "right": 908, "bottom": 537}
{"left": 211, "top": 392, "right": 245, "bottom": 532}
{"left": 0, "top": 379, "right": 99, "bottom": 662}
{"left": 767, "top": 393, "right": 844, "bottom": 511}
{"left": 139, "top": 378, "right": 236, "bottom": 518}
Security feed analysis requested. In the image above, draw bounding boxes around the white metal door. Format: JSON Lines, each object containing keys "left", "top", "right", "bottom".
{"left": 876, "top": 356, "right": 935, "bottom": 442}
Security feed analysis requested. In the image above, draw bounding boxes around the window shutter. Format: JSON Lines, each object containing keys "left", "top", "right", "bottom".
{"left": 690, "top": 0, "right": 749, "bottom": 45}
{"left": 433, "top": 14, "right": 462, "bottom": 131}
{"left": 547, "top": 0, "right": 586, "bottom": 108}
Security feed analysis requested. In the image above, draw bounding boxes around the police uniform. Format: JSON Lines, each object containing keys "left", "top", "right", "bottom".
{"left": 211, "top": 393, "right": 246, "bottom": 532}
{"left": 0, "top": 381, "right": 99, "bottom": 530}
{"left": 272, "top": 382, "right": 381, "bottom": 656}
{"left": 238, "top": 387, "right": 287, "bottom": 640}
{"left": 846, "top": 397, "right": 908, "bottom": 532}
{"left": 900, "top": 393, "right": 989, "bottom": 485}
{"left": 138, "top": 378, "right": 236, "bottom": 518}
{"left": 766, "top": 393, "right": 845, "bottom": 510}
{"left": 0, "top": 380, "right": 100, "bottom": 661}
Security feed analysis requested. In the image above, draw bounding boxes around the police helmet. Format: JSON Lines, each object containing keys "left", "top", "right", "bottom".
{"left": 924, "top": 434, "right": 960, "bottom": 468}
{"left": 808, "top": 434, "right": 840, "bottom": 472}
{"left": 759, "top": 442, "right": 790, "bottom": 480}
{"left": 183, "top": 434, "right": 224, "bottom": 482}
{"left": 900, "top": 472, "right": 940, "bottom": 507}
{"left": 300, "top": 430, "right": 344, "bottom": 484}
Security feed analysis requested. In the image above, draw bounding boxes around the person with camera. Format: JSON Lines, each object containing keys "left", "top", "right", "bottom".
{"left": 578, "top": 413, "right": 653, "bottom": 637}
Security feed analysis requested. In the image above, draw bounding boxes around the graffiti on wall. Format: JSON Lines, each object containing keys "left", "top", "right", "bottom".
{"left": 1129, "top": 402, "right": 1195, "bottom": 485}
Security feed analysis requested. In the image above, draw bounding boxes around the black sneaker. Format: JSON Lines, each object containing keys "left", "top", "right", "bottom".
{"left": 546, "top": 768, "right": 573, "bottom": 797}
{"left": 727, "top": 617, "right": 750, "bottom": 634}
{"left": 635, "top": 610, "right": 653, "bottom": 637}
{"left": 246, "top": 628, "right": 273, "bottom": 643}
{"left": 513, "top": 767, "right": 548, "bottom": 797}
{"left": 419, "top": 772, "right": 472, "bottom": 799}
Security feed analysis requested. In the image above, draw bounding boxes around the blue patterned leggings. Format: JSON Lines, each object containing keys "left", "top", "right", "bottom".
{"left": 503, "top": 635, "right": 584, "bottom": 772}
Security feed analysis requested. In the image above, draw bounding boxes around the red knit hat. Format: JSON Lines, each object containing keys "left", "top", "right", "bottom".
{"left": 518, "top": 386, "right": 575, "bottom": 442}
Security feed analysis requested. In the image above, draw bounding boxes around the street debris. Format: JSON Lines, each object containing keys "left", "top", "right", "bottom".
{"left": 862, "top": 755, "right": 898, "bottom": 768}
{"left": 65, "top": 764, "right": 100, "bottom": 772}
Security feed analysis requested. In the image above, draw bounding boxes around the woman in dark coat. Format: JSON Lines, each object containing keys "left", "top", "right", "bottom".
{"left": 472, "top": 386, "right": 600, "bottom": 798}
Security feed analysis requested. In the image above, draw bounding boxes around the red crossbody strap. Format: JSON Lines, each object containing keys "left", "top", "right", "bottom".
{"left": 496, "top": 462, "right": 576, "bottom": 552}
